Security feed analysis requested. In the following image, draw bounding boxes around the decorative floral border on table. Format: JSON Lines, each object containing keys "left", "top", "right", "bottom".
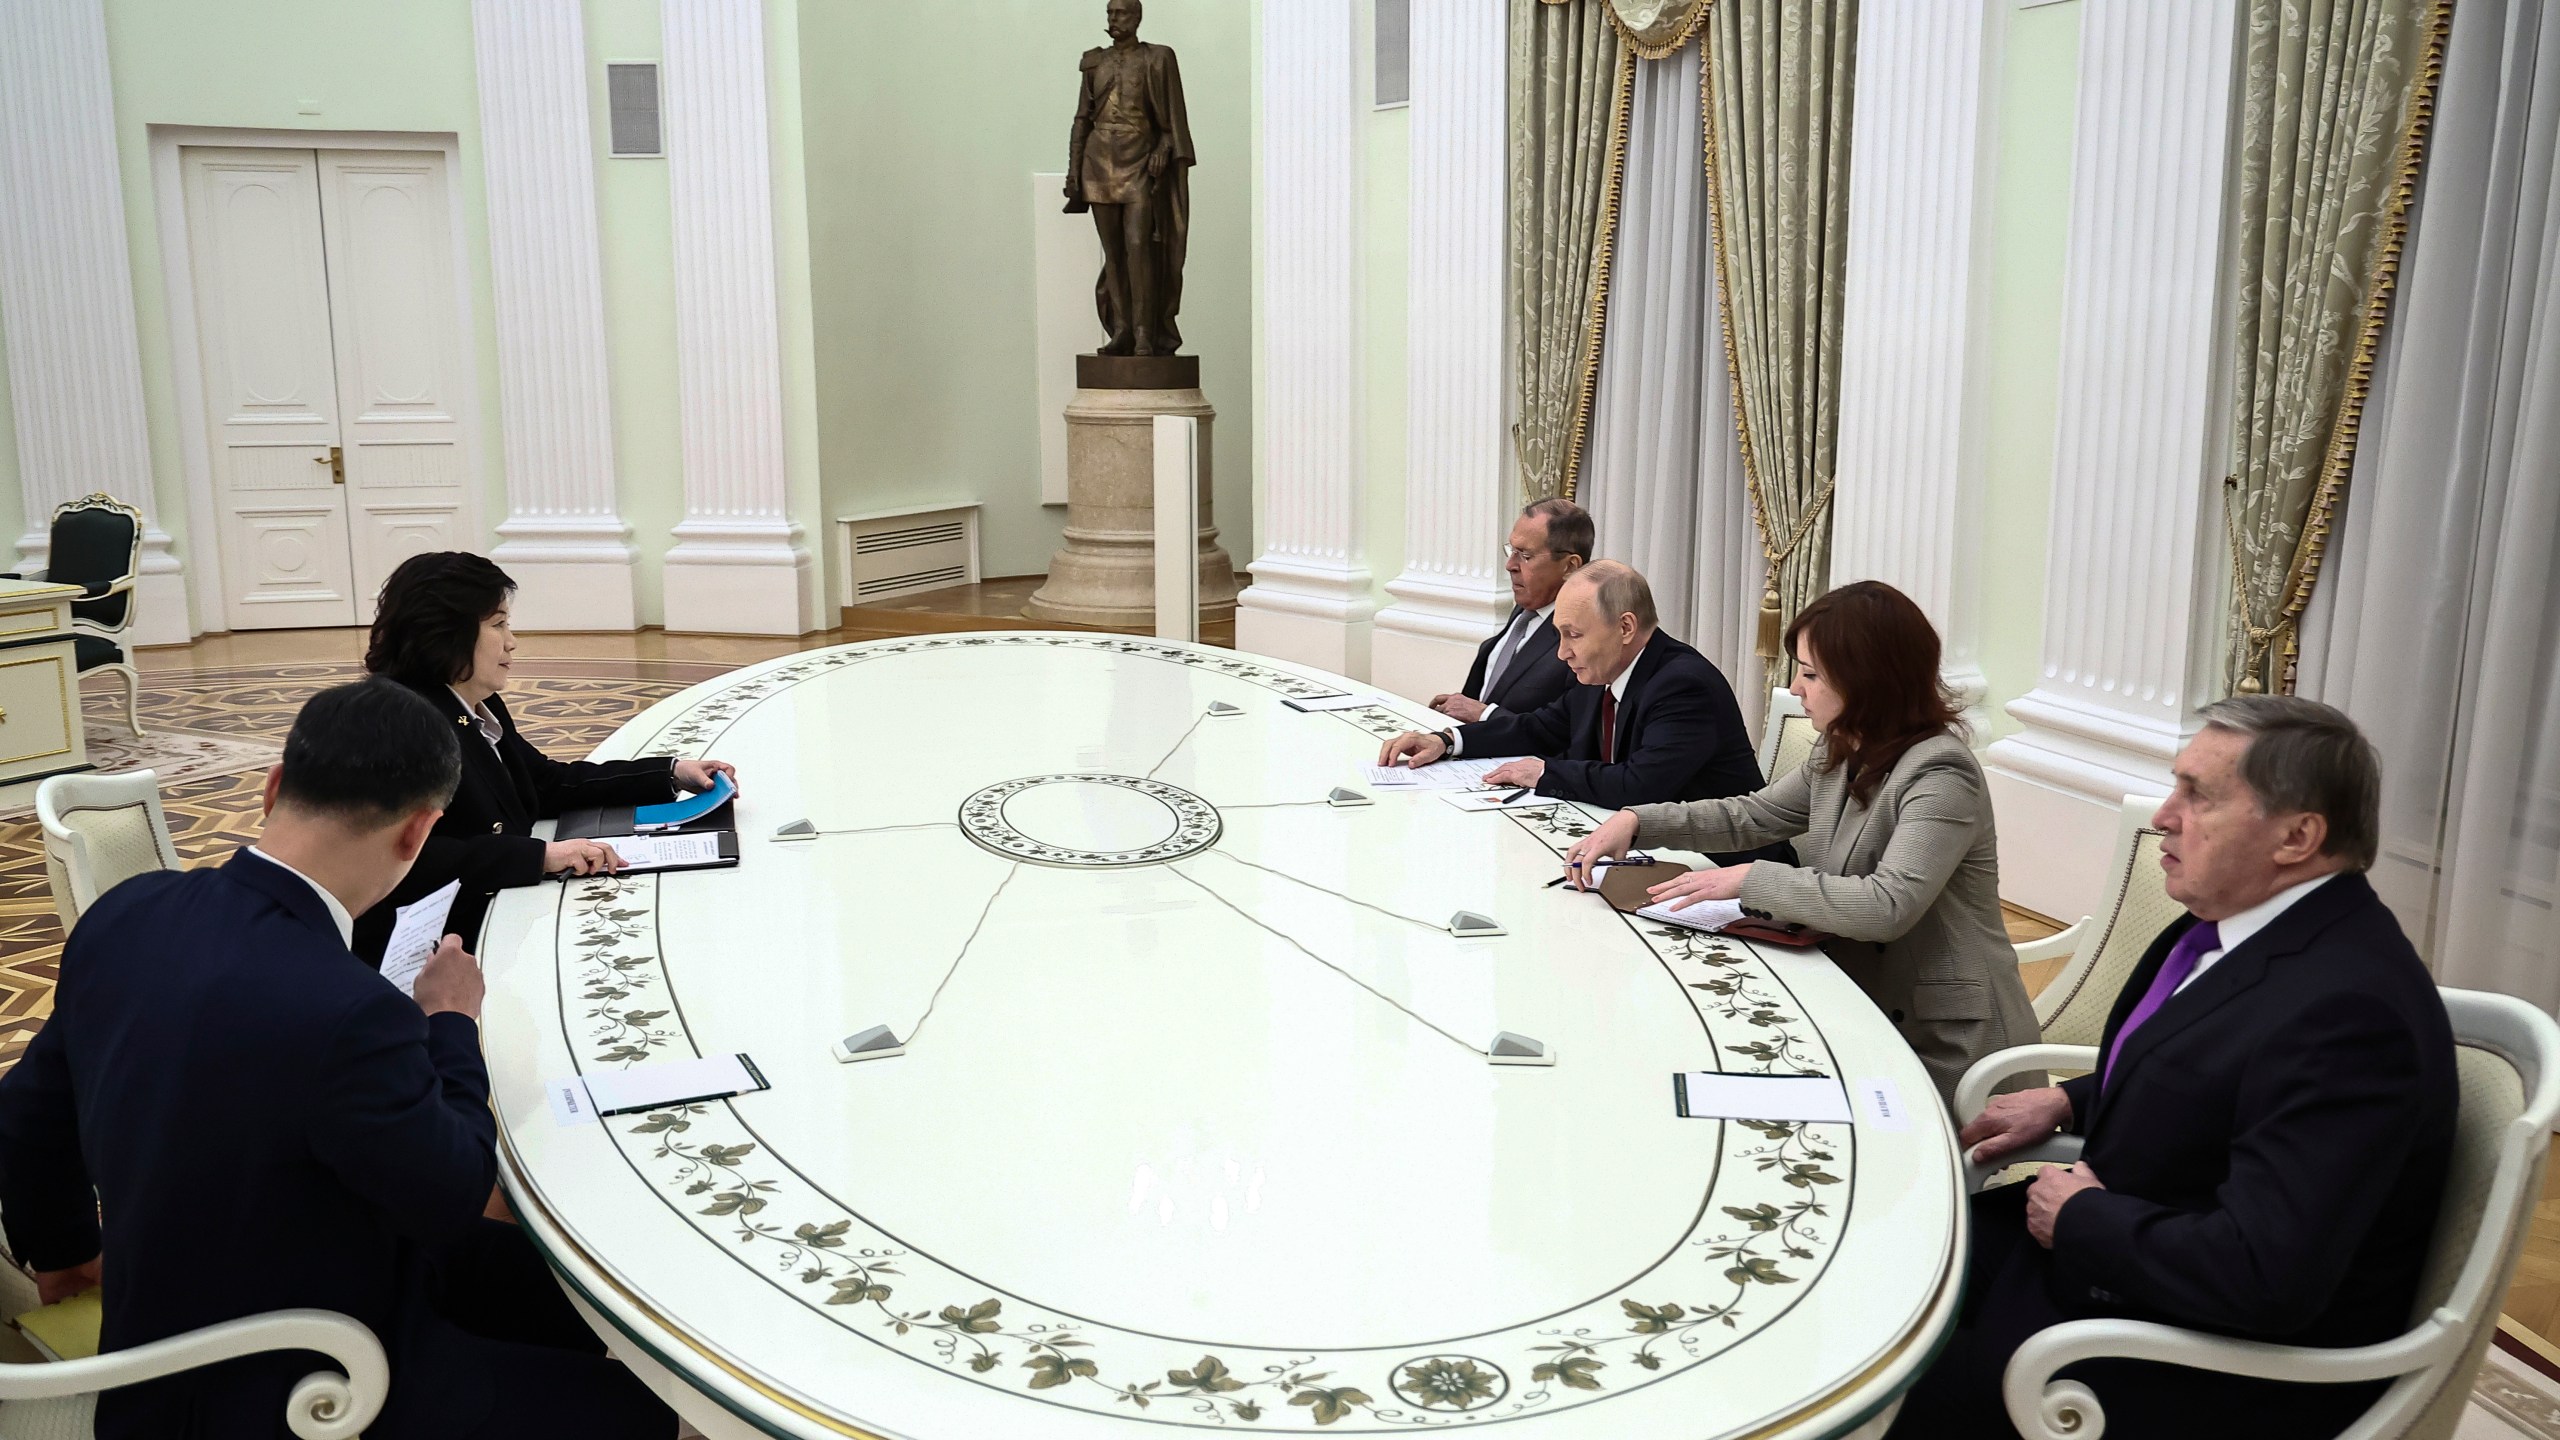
{"left": 553, "top": 637, "right": 1862, "bottom": 1431}
{"left": 621, "top": 633, "right": 1393, "bottom": 762}
{"left": 959, "top": 773, "right": 1223, "bottom": 868}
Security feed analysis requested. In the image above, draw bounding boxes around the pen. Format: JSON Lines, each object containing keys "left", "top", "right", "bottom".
{"left": 1499, "top": 786, "right": 1530, "bottom": 803}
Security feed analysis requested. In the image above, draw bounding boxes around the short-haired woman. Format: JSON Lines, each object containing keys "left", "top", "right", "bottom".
{"left": 350, "top": 552, "right": 739, "bottom": 963}
{"left": 1565, "top": 580, "right": 2038, "bottom": 1105}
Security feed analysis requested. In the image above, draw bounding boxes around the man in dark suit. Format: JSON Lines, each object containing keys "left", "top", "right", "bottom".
{"left": 1429, "top": 497, "right": 1591, "bottom": 724}
{"left": 1893, "top": 697, "right": 2457, "bottom": 1440}
{"left": 1379, "top": 561, "right": 1763, "bottom": 819}
{"left": 0, "top": 680, "right": 674, "bottom": 1440}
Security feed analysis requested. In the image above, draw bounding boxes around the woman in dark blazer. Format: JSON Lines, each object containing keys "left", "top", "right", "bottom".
{"left": 350, "top": 552, "right": 739, "bottom": 963}
{"left": 1564, "top": 581, "right": 2039, "bottom": 1106}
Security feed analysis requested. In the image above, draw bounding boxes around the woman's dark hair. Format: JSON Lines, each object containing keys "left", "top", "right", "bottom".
{"left": 1784, "top": 580, "right": 1964, "bottom": 804}
{"left": 365, "top": 552, "right": 515, "bottom": 688}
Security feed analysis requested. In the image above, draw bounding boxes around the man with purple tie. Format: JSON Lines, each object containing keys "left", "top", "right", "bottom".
{"left": 1888, "top": 696, "right": 2456, "bottom": 1440}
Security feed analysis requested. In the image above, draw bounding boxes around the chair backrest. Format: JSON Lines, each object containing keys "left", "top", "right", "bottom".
{"left": 2029, "top": 794, "right": 2177, "bottom": 1046}
{"left": 1758, "top": 687, "right": 1819, "bottom": 785}
{"left": 37, "top": 769, "right": 180, "bottom": 929}
{"left": 2379, "top": 989, "right": 2560, "bottom": 1440}
{"left": 47, "top": 493, "right": 140, "bottom": 632}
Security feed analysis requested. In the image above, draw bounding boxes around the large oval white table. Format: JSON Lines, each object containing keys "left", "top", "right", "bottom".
{"left": 480, "top": 634, "right": 1964, "bottom": 1440}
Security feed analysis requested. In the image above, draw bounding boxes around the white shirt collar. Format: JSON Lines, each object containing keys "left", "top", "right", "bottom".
{"left": 2174, "top": 870, "right": 2342, "bottom": 994}
{"left": 1605, "top": 632, "right": 1655, "bottom": 704}
{"left": 246, "top": 846, "right": 357, "bottom": 951}
{"left": 449, "top": 686, "right": 503, "bottom": 751}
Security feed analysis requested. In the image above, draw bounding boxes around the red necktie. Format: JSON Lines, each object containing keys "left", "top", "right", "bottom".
{"left": 1598, "top": 688, "right": 1617, "bottom": 763}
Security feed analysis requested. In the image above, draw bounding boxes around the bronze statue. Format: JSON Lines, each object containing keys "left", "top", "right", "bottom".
{"left": 1063, "top": 0, "right": 1195, "bottom": 357}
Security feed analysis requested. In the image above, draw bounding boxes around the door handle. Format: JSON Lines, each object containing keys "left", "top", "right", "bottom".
{"left": 312, "top": 446, "right": 344, "bottom": 484}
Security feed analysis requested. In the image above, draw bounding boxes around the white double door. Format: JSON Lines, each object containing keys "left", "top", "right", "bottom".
{"left": 182, "top": 146, "right": 476, "bottom": 630}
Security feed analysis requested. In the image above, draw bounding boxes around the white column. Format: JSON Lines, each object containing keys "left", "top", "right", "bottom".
{"left": 473, "top": 0, "right": 638, "bottom": 632}
{"left": 1829, "top": 0, "right": 2002, "bottom": 732}
{"left": 659, "top": 0, "right": 814, "bottom": 635}
{"left": 1982, "top": 0, "right": 2239, "bottom": 919}
{"left": 0, "top": 0, "right": 189, "bottom": 645}
{"left": 1371, "top": 0, "right": 1511, "bottom": 702}
{"left": 1239, "top": 0, "right": 1375, "bottom": 679}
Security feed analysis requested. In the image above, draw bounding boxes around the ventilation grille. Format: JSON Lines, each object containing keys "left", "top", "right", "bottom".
{"left": 838, "top": 506, "right": 979, "bottom": 606}
{"left": 607, "top": 63, "right": 662, "bottom": 157}
{"left": 1375, "top": 0, "right": 1411, "bottom": 108}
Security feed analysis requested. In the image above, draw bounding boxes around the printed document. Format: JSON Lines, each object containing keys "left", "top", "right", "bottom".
{"left": 593, "top": 832, "right": 726, "bottom": 868}
{"left": 1633, "top": 896, "right": 1747, "bottom": 934}
{"left": 1362, "top": 756, "right": 1504, "bottom": 792}
{"left": 380, "top": 879, "right": 461, "bottom": 998}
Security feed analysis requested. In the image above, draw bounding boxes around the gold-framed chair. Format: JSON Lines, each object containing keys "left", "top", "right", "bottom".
{"left": 1, "top": 494, "right": 145, "bottom": 738}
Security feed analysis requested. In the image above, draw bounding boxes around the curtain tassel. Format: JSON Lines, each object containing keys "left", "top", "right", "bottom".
{"left": 1755, "top": 582, "right": 1783, "bottom": 660}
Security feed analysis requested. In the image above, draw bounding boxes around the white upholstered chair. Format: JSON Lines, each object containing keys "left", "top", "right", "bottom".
{"left": 0, "top": 1305, "right": 385, "bottom": 1439}
{"left": 35, "top": 770, "right": 180, "bottom": 931}
{"left": 1756, "top": 687, "right": 1819, "bottom": 786}
{"left": 1952, "top": 988, "right": 2560, "bottom": 1440}
{"left": 2014, "top": 795, "right": 2177, "bottom": 1048}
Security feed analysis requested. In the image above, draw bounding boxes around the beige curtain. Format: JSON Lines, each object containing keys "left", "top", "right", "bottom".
{"left": 1597, "top": 0, "right": 1713, "bottom": 58}
{"left": 2222, "top": 0, "right": 2452, "bottom": 694}
{"left": 1512, "top": 1, "right": 1631, "bottom": 503}
{"left": 1702, "top": 0, "right": 1858, "bottom": 687}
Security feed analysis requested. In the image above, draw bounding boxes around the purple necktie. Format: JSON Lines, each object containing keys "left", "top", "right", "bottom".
{"left": 2100, "top": 920, "right": 2219, "bottom": 1091}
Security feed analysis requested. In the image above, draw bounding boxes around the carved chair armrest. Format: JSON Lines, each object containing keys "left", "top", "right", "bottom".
{"left": 0, "top": 1307, "right": 385, "bottom": 1439}
{"left": 2003, "top": 1310, "right": 2467, "bottom": 1440}
{"left": 2012, "top": 917, "right": 2090, "bottom": 966}
{"left": 1954, "top": 1044, "right": 2100, "bottom": 1122}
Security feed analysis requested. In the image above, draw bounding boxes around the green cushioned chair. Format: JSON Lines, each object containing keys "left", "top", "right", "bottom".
{"left": 0, "top": 494, "right": 144, "bottom": 738}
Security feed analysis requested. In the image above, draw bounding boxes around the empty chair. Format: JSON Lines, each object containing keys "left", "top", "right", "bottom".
{"left": 0, "top": 494, "right": 145, "bottom": 738}
{"left": 35, "top": 770, "right": 180, "bottom": 931}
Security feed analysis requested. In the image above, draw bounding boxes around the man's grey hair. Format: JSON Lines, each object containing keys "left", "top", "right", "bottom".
{"left": 1520, "top": 498, "right": 1595, "bottom": 563}
{"left": 2195, "top": 694, "right": 2382, "bottom": 871}
{"left": 1564, "top": 559, "right": 1656, "bottom": 632}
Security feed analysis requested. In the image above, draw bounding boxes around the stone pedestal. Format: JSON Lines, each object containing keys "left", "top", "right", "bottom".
{"left": 1025, "top": 356, "right": 1240, "bottom": 628}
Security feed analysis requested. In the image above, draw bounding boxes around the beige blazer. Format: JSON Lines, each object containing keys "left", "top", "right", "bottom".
{"left": 1629, "top": 731, "right": 2039, "bottom": 1107}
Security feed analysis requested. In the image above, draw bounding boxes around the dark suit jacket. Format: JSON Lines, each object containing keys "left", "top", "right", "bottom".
{"left": 0, "top": 851, "right": 500, "bottom": 1440}
{"left": 1453, "top": 630, "right": 1761, "bottom": 813}
{"left": 351, "top": 678, "right": 675, "bottom": 962}
{"left": 2051, "top": 871, "right": 2456, "bottom": 1348}
{"left": 1461, "top": 607, "right": 1574, "bottom": 717}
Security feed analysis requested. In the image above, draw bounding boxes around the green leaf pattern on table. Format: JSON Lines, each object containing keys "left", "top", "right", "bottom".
{"left": 549, "top": 647, "right": 1859, "bottom": 1430}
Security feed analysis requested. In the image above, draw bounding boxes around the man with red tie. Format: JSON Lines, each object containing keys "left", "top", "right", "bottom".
{"left": 1890, "top": 697, "right": 2456, "bottom": 1439}
{"left": 1375, "top": 562, "right": 1764, "bottom": 833}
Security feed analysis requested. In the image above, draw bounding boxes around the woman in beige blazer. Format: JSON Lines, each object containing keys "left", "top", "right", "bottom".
{"left": 1565, "top": 581, "right": 2038, "bottom": 1106}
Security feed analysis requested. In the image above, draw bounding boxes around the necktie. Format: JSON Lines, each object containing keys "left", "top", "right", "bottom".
{"left": 1598, "top": 688, "right": 1618, "bottom": 764}
{"left": 1483, "top": 610, "right": 1533, "bottom": 695}
{"left": 2100, "top": 920, "right": 2219, "bottom": 1090}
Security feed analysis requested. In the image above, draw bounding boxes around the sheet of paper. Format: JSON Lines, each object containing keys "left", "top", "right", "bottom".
{"left": 1854, "top": 1076, "right": 1912, "bottom": 1131}
{"left": 1280, "top": 693, "right": 1368, "bottom": 711}
{"left": 1439, "top": 787, "right": 1560, "bottom": 812}
{"left": 592, "top": 832, "right": 726, "bottom": 868}
{"left": 1362, "top": 756, "right": 1504, "bottom": 791}
{"left": 379, "top": 879, "right": 461, "bottom": 998}
{"left": 579, "top": 1053, "right": 768, "bottom": 1117}
{"left": 1632, "top": 896, "right": 1747, "bottom": 933}
{"left": 1674, "top": 1072, "right": 1854, "bottom": 1124}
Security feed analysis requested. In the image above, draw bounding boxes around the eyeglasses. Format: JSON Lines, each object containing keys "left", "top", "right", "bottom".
{"left": 1502, "top": 546, "right": 1562, "bottom": 564}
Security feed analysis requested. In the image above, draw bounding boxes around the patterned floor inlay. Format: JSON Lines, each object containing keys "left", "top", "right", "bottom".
{"left": 0, "top": 661, "right": 728, "bottom": 1070}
